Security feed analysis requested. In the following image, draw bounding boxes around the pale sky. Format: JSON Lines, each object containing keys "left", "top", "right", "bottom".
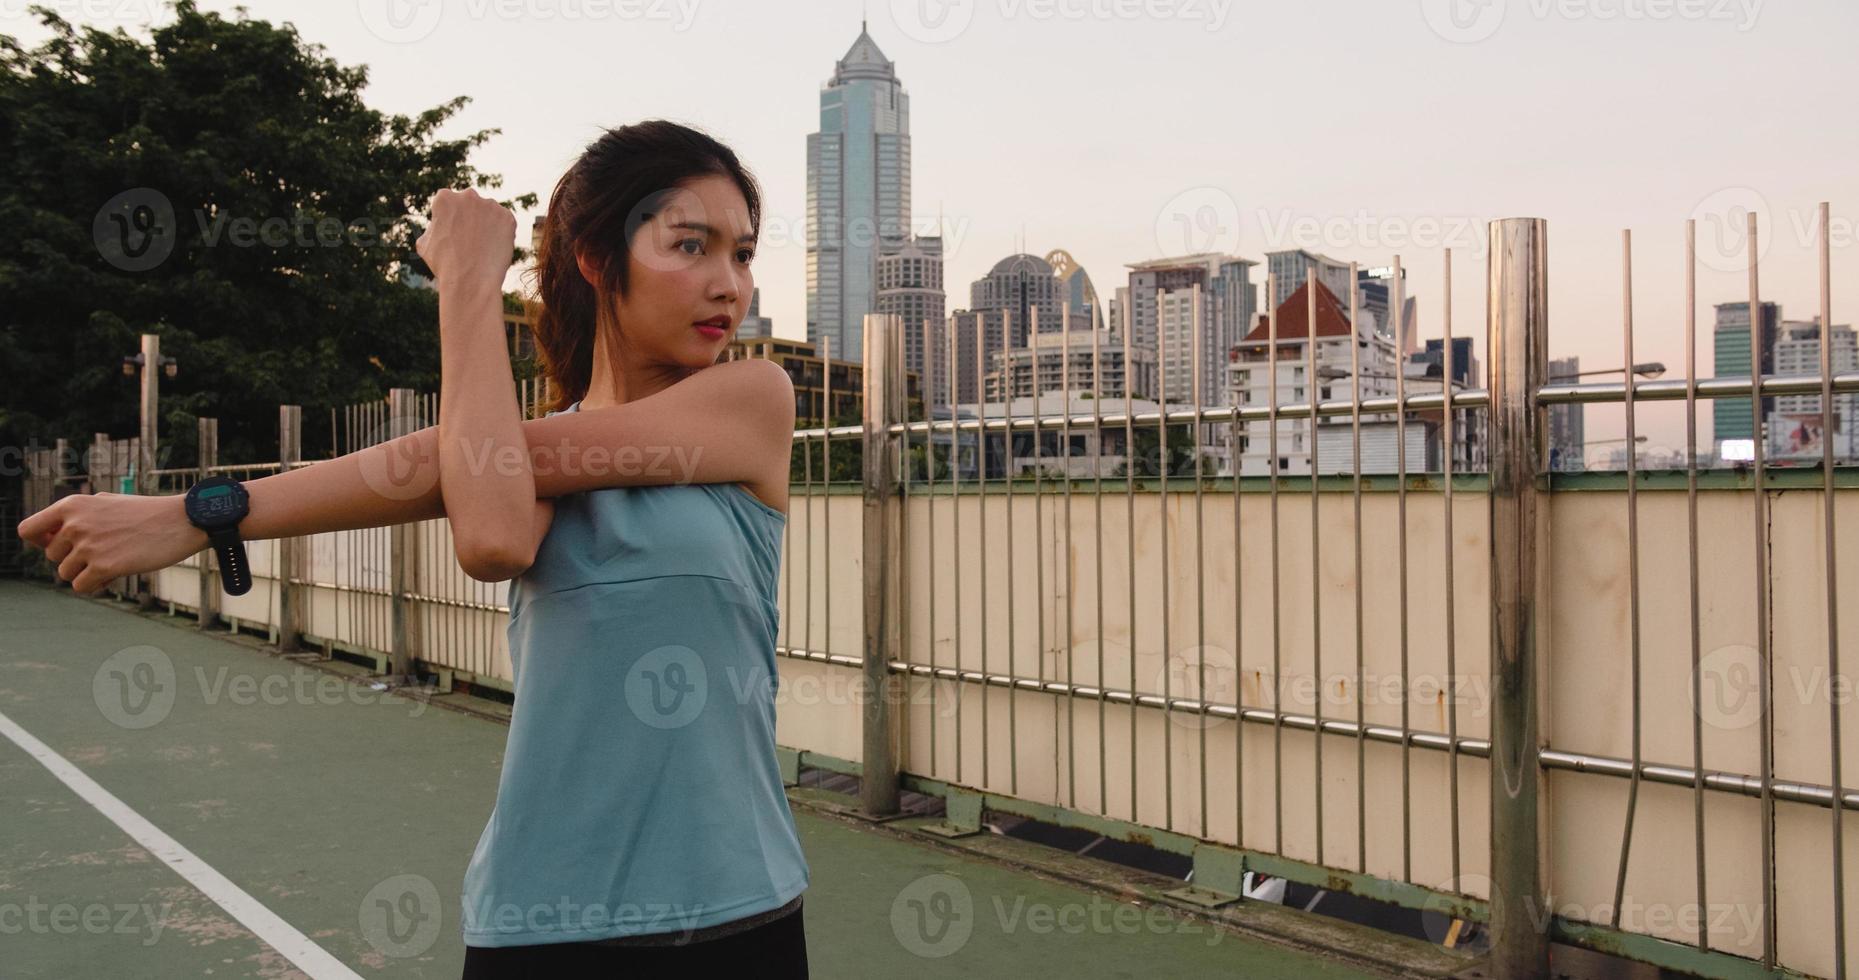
{"left": 11, "top": 0, "right": 1856, "bottom": 455}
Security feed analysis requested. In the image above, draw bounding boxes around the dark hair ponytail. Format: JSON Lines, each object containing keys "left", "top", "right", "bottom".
{"left": 527, "top": 120, "right": 762, "bottom": 414}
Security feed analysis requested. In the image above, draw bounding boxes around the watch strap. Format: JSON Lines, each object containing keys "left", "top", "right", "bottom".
{"left": 207, "top": 527, "right": 252, "bottom": 596}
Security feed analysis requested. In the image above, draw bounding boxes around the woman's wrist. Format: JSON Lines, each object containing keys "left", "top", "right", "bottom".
{"left": 168, "top": 494, "right": 209, "bottom": 551}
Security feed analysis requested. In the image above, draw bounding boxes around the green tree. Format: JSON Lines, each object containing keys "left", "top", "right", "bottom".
{"left": 1108, "top": 422, "right": 1201, "bottom": 478}
{"left": 789, "top": 412, "right": 864, "bottom": 487}
{"left": 0, "top": 1, "right": 535, "bottom": 477}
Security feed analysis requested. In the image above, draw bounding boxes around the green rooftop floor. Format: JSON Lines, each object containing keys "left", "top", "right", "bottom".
{"left": 0, "top": 578, "right": 1398, "bottom": 979}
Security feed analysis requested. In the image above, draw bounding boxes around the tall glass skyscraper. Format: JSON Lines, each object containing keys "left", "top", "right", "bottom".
{"left": 807, "top": 23, "right": 911, "bottom": 364}
{"left": 1712, "top": 300, "right": 1780, "bottom": 448}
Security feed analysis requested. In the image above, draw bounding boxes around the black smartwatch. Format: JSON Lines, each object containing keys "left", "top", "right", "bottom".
{"left": 184, "top": 475, "right": 252, "bottom": 596}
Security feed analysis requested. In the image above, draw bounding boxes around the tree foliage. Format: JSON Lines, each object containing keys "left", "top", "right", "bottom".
{"left": 0, "top": 1, "right": 535, "bottom": 475}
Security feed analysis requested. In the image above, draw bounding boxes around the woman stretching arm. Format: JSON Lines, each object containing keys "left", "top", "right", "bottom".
{"left": 417, "top": 187, "right": 537, "bottom": 581}
{"left": 14, "top": 355, "right": 792, "bottom": 594}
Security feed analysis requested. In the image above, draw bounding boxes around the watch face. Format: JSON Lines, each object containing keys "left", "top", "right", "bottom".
{"left": 188, "top": 479, "right": 247, "bottom": 529}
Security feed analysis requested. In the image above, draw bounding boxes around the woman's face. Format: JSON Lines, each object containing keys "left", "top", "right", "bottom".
{"left": 584, "top": 174, "right": 758, "bottom": 370}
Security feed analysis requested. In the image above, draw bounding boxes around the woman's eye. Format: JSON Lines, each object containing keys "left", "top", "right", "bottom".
{"left": 678, "top": 238, "right": 703, "bottom": 255}
{"left": 736, "top": 248, "right": 755, "bottom": 264}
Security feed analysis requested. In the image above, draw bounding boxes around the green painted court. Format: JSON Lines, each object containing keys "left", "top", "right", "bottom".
{"left": 0, "top": 579, "right": 1399, "bottom": 979}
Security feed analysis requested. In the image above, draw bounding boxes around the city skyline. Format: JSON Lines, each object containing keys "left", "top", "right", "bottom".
{"left": 14, "top": 0, "right": 1855, "bottom": 456}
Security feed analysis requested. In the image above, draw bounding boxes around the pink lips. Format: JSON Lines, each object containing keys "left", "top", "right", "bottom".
{"left": 694, "top": 321, "right": 725, "bottom": 339}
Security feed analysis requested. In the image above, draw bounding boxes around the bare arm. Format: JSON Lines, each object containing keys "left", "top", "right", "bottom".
{"left": 216, "top": 356, "right": 788, "bottom": 541}
{"left": 17, "top": 358, "right": 791, "bottom": 593}
{"left": 436, "top": 277, "right": 534, "bottom": 580}
{"left": 419, "top": 188, "right": 534, "bottom": 581}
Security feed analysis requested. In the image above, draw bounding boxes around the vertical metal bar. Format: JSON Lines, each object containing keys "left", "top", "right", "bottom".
{"left": 860, "top": 316, "right": 901, "bottom": 817}
{"left": 1820, "top": 201, "right": 1848, "bottom": 980}
{"left": 1157, "top": 288, "right": 1173, "bottom": 832}
{"left": 895, "top": 319, "right": 910, "bottom": 780}
{"left": 1191, "top": 284, "right": 1208, "bottom": 838}
{"left": 950, "top": 314, "right": 963, "bottom": 787}
{"left": 926, "top": 319, "right": 941, "bottom": 779}
{"left": 803, "top": 375, "right": 815, "bottom": 663}
{"left": 345, "top": 405, "right": 354, "bottom": 653}
{"left": 897, "top": 329, "right": 912, "bottom": 774}
{"left": 1266, "top": 275, "right": 1282, "bottom": 855}
{"left": 1235, "top": 278, "right": 1248, "bottom": 852}
{"left": 784, "top": 382, "right": 794, "bottom": 662}
{"left": 1488, "top": 217, "right": 1550, "bottom": 980}
{"left": 1685, "top": 218, "right": 1710, "bottom": 954}
{"left": 1124, "top": 306, "right": 1137, "bottom": 822}
{"left": 1610, "top": 230, "right": 1644, "bottom": 928}
{"left": 1443, "top": 250, "right": 1462, "bottom": 887}
{"left": 1063, "top": 301, "right": 1077, "bottom": 810}
{"left": 1394, "top": 255, "right": 1413, "bottom": 883}
{"left": 1306, "top": 271, "right": 1324, "bottom": 867}
{"left": 926, "top": 320, "right": 942, "bottom": 777}
{"left": 1092, "top": 318, "right": 1106, "bottom": 816}
{"left": 1003, "top": 310, "right": 1019, "bottom": 797}
{"left": 1747, "top": 211, "right": 1777, "bottom": 970}
{"left": 1032, "top": 302, "right": 1046, "bottom": 801}
{"left": 277, "top": 405, "right": 302, "bottom": 652}
{"left": 824, "top": 337, "right": 833, "bottom": 669}
{"left": 1350, "top": 263, "right": 1365, "bottom": 874}
{"left": 975, "top": 316, "right": 991, "bottom": 791}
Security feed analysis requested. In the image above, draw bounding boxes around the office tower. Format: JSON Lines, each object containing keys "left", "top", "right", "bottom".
{"left": 1546, "top": 356, "right": 1586, "bottom": 471}
{"left": 1125, "top": 253, "right": 1257, "bottom": 408}
{"left": 987, "top": 328, "right": 1156, "bottom": 402}
{"left": 1265, "top": 249, "right": 1353, "bottom": 312}
{"left": 736, "top": 288, "right": 775, "bottom": 340}
{"left": 1410, "top": 337, "right": 1479, "bottom": 386}
{"left": 1046, "top": 248, "right": 1106, "bottom": 333}
{"left": 949, "top": 308, "right": 1010, "bottom": 407}
{"left": 806, "top": 22, "right": 911, "bottom": 364}
{"left": 1770, "top": 318, "right": 1858, "bottom": 460}
{"left": 1355, "top": 264, "right": 1418, "bottom": 350}
{"left": 971, "top": 253, "right": 1065, "bottom": 342}
{"left": 876, "top": 236, "right": 945, "bottom": 412}
{"left": 947, "top": 253, "right": 1064, "bottom": 405}
{"left": 1712, "top": 300, "right": 1781, "bottom": 451}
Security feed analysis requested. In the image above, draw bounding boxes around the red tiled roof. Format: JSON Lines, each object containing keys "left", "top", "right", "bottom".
{"left": 1242, "top": 279, "right": 1352, "bottom": 343}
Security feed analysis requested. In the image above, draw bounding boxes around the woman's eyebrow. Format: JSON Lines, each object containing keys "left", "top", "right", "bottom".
{"left": 669, "top": 220, "right": 756, "bottom": 244}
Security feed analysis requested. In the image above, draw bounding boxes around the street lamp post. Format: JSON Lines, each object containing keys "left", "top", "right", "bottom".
{"left": 1548, "top": 361, "right": 1666, "bottom": 380}
{"left": 1542, "top": 364, "right": 1663, "bottom": 473}
{"left": 1316, "top": 363, "right": 1444, "bottom": 383}
{"left": 1582, "top": 434, "right": 1650, "bottom": 469}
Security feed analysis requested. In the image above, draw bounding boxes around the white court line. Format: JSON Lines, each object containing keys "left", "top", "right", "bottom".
{"left": 0, "top": 707, "right": 365, "bottom": 980}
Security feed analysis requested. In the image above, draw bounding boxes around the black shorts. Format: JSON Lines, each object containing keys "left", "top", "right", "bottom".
{"left": 460, "top": 901, "right": 808, "bottom": 978}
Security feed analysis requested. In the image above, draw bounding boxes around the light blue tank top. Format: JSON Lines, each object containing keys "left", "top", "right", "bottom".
{"left": 461, "top": 398, "right": 809, "bottom": 947}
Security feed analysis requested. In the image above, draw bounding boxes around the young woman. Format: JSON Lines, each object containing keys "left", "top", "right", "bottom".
{"left": 17, "top": 120, "right": 811, "bottom": 976}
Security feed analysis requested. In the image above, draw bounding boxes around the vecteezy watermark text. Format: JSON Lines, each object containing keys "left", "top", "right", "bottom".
{"left": 357, "top": 0, "right": 701, "bottom": 44}
{"left": 1422, "top": 0, "right": 1764, "bottom": 44}
{"left": 93, "top": 645, "right": 434, "bottom": 730}
{"left": 0, "top": 897, "right": 172, "bottom": 946}
{"left": 94, "top": 188, "right": 408, "bottom": 272}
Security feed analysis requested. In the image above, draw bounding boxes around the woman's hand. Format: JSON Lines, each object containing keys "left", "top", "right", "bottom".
{"left": 414, "top": 187, "right": 518, "bottom": 295}
{"left": 16, "top": 493, "right": 208, "bottom": 595}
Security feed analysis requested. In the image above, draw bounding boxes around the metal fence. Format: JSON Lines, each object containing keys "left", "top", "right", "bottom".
{"left": 15, "top": 216, "right": 1858, "bottom": 979}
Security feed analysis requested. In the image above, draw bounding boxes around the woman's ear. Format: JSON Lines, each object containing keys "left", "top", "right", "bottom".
{"left": 575, "top": 249, "right": 603, "bottom": 289}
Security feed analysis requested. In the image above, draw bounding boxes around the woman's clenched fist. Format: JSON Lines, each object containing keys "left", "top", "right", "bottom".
{"left": 414, "top": 187, "right": 518, "bottom": 290}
